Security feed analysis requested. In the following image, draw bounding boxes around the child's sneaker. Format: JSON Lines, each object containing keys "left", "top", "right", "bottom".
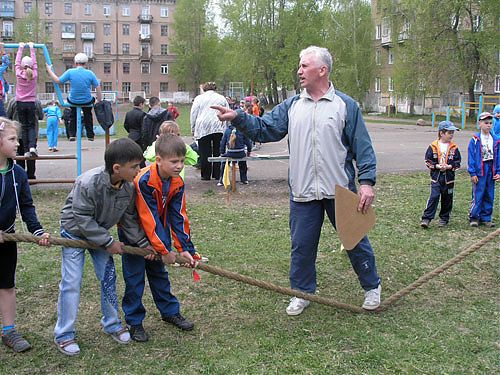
{"left": 420, "top": 219, "right": 430, "bottom": 229}
{"left": 438, "top": 219, "right": 448, "bottom": 227}
{"left": 216, "top": 182, "right": 223, "bottom": 187}
{"left": 481, "top": 221, "right": 495, "bottom": 228}
{"left": 2, "top": 329, "right": 31, "bottom": 352}
{"left": 469, "top": 220, "right": 479, "bottom": 227}
{"left": 286, "top": 297, "right": 310, "bottom": 316}
{"left": 29, "top": 147, "right": 38, "bottom": 157}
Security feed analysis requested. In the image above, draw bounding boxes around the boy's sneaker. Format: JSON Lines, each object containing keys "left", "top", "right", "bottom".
{"left": 2, "top": 329, "right": 31, "bottom": 352}
{"left": 438, "top": 219, "right": 448, "bottom": 227}
{"left": 129, "top": 324, "right": 149, "bottom": 342}
{"left": 241, "top": 180, "right": 249, "bottom": 185}
{"left": 362, "top": 284, "right": 381, "bottom": 311}
{"left": 469, "top": 220, "right": 479, "bottom": 227}
{"left": 107, "top": 326, "right": 130, "bottom": 344}
{"left": 162, "top": 313, "right": 194, "bottom": 331}
{"left": 286, "top": 297, "right": 310, "bottom": 316}
{"left": 69, "top": 137, "right": 76, "bottom": 141}
{"left": 24, "top": 151, "right": 32, "bottom": 157}
{"left": 481, "top": 221, "right": 495, "bottom": 228}
{"left": 29, "top": 147, "right": 38, "bottom": 157}
{"left": 216, "top": 182, "right": 223, "bottom": 187}
{"left": 420, "top": 219, "right": 430, "bottom": 229}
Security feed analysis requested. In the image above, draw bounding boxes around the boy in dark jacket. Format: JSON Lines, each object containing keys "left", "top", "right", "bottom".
{"left": 140, "top": 96, "right": 172, "bottom": 150}
{"left": 217, "top": 124, "right": 253, "bottom": 185}
{"left": 420, "top": 120, "right": 461, "bottom": 228}
{"left": 124, "top": 96, "right": 146, "bottom": 148}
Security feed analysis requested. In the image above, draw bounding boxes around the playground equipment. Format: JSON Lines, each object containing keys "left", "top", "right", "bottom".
{"left": 431, "top": 94, "right": 500, "bottom": 129}
{"left": 5, "top": 43, "right": 109, "bottom": 183}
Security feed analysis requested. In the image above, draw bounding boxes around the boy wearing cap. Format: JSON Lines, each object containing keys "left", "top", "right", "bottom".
{"left": 492, "top": 105, "right": 500, "bottom": 137}
{"left": 467, "top": 112, "right": 500, "bottom": 227}
{"left": 420, "top": 120, "right": 461, "bottom": 228}
{"left": 45, "top": 53, "right": 101, "bottom": 141}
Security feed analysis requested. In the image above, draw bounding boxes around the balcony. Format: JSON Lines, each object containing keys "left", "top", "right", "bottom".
{"left": 138, "top": 14, "right": 153, "bottom": 23}
{"left": 0, "top": 1, "right": 15, "bottom": 18}
{"left": 140, "top": 51, "right": 152, "bottom": 61}
{"left": 1, "top": 31, "right": 14, "bottom": 41}
{"left": 62, "top": 51, "right": 76, "bottom": 60}
{"left": 81, "top": 32, "right": 95, "bottom": 40}
{"left": 139, "top": 33, "right": 152, "bottom": 42}
{"left": 381, "top": 34, "right": 392, "bottom": 47}
{"left": 61, "top": 32, "right": 76, "bottom": 39}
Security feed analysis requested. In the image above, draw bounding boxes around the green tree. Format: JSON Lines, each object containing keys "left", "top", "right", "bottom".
{"left": 381, "top": 0, "right": 498, "bottom": 112}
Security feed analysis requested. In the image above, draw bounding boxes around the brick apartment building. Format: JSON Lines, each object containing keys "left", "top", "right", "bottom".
{"left": 1, "top": 0, "right": 179, "bottom": 101}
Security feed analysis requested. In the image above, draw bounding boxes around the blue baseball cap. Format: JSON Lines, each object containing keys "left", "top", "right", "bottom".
{"left": 438, "top": 120, "right": 459, "bottom": 131}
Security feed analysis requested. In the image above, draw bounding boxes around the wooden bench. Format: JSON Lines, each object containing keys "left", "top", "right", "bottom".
{"left": 208, "top": 155, "right": 289, "bottom": 192}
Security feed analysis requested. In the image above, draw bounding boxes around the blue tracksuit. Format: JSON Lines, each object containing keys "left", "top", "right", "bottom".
{"left": 467, "top": 132, "right": 500, "bottom": 222}
{"left": 493, "top": 105, "right": 500, "bottom": 137}
{"left": 43, "top": 104, "right": 62, "bottom": 148}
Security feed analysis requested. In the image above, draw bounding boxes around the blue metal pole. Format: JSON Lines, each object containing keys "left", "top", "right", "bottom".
{"left": 446, "top": 107, "right": 450, "bottom": 121}
{"left": 76, "top": 108, "right": 82, "bottom": 175}
{"left": 461, "top": 101, "right": 466, "bottom": 130}
{"left": 477, "top": 95, "right": 483, "bottom": 128}
{"left": 431, "top": 112, "right": 435, "bottom": 128}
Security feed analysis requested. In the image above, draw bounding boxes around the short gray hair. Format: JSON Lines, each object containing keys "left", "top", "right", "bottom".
{"left": 299, "top": 46, "right": 333, "bottom": 73}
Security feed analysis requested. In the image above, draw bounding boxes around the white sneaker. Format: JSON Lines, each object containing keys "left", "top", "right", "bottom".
{"left": 286, "top": 297, "right": 310, "bottom": 316}
{"left": 29, "top": 147, "right": 38, "bottom": 157}
{"left": 362, "top": 284, "right": 381, "bottom": 310}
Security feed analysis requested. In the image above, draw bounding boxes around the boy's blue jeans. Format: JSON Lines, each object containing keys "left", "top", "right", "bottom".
{"left": 54, "top": 229, "right": 123, "bottom": 343}
{"left": 289, "top": 199, "right": 380, "bottom": 294}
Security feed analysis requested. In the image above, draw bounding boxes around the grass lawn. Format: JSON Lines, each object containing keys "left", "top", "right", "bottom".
{"left": 1, "top": 171, "right": 498, "bottom": 374}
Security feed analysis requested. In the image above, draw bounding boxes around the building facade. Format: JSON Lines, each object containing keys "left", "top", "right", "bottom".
{"left": 368, "top": 0, "right": 499, "bottom": 114}
{"left": 1, "top": 0, "right": 179, "bottom": 101}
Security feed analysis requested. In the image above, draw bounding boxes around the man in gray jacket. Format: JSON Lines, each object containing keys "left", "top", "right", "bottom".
{"left": 212, "top": 46, "right": 381, "bottom": 315}
{"left": 54, "top": 138, "right": 151, "bottom": 356}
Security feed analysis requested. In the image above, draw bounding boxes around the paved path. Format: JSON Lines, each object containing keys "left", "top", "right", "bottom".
{"left": 28, "top": 121, "right": 475, "bottom": 188}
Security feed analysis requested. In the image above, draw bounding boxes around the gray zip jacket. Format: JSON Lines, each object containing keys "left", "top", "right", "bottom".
{"left": 231, "top": 84, "right": 376, "bottom": 202}
{"left": 60, "top": 166, "right": 148, "bottom": 248}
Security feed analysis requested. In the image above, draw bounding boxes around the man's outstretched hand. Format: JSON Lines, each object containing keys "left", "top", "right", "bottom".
{"left": 211, "top": 105, "right": 237, "bottom": 122}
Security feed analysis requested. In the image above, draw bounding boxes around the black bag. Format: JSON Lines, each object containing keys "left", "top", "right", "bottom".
{"left": 94, "top": 100, "right": 114, "bottom": 130}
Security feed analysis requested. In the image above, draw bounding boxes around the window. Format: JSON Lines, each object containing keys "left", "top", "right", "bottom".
{"left": 382, "top": 18, "right": 390, "bottom": 37}
{"left": 103, "top": 43, "right": 111, "bottom": 54}
{"left": 141, "top": 44, "right": 150, "bottom": 58}
{"left": 161, "top": 65, "right": 169, "bottom": 75}
{"left": 123, "top": 63, "right": 130, "bottom": 74}
{"left": 388, "top": 50, "right": 394, "bottom": 65}
{"left": 102, "top": 82, "right": 113, "bottom": 91}
{"left": 64, "top": 2, "right": 72, "bottom": 15}
{"left": 45, "top": 1, "right": 53, "bottom": 15}
{"left": 142, "top": 6, "right": 150, "bottom": 15}
{"left": 103, "top": 63, "right": 111, "bottom": 74}
{"left": 122, "top": 24, "right": 130, "bottom": 36}
{"left": 122, "top": 82, "right": 131, "bottom": 93}
{"left": 45, "top": 22, "right": 53, "bottom": 35}
{"left": 84, "top": 3, "right": 92, "bottom": 16}
{"left": 375, "top": 24, "right": 381, "bottom": 40}
{"left": 495, "top": 76, "right": 500, "bottom": 93}
{"left": 141, "top": 63, "right": 150, "bottom": 74}
{"left": 103, "top": 4, "right": 111, "bottom": 16}
{"left": 83, "top": 42, "right": 93, "bottom": 58}
{"left": 103, "top": 24, "right": 111, "bottom": 36}
{"left": 375, "top": 77, "right": 381, "bottom": 93}
{"left": 160, "top": 44, "right": 168, "bottom": 55}
{"left": 45, "top": 82, "right": 54, "bottom": 93}
{"left": 473, "top": 15, "right": 482, "bottom": 31}
{"left": 161, "top": 25, "right": 168, "bottom": 36}
{"left": 24, "top": 2, "right": 33, "bottom": 13}
{"left": 474, "top": 78, "right": 482, "bottom": 92}
{"left": 82, "top": 24, "right": 94, "bottom": 33}
{"left": 61, "top": 23, "right": 75, "bottom": 34}
{"left": 122, "top": 43, "right": 130, "bottom": 55}
{"left": 141, "top": 82, "right": 150, "bottom": 95}
{"left": 140, "top": 24, "right": 150, "bottom": 38}
{"left": 161, "top": 7, "right": 168, "bottom": 17}
{"left": 26, "top": 24, "right": 34, "bottom": 36}
{"left": 375, "top": 50, "right": 381, "bottom": 65}
{"left": 2, "top": 21, "right": 13, "bottom": 38}
{"left": 122, "top": 5, "right": 130, "bottom": 16}
{"left": 160, "top": 82, "right": 169, "bottom": 92}
{"left": 388, "top": 77, "right": 394, "bottom": 92}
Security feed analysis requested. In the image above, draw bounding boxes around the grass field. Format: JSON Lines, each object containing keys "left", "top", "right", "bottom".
{"left": 1, "top": 171, "right": 498, "bottom": 374}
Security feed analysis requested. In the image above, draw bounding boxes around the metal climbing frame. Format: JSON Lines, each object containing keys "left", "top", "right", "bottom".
{"left": 5, "top": 43, "right": 95, "bottom": 180}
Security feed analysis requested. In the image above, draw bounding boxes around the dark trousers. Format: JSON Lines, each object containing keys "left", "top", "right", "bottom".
{"left": 289, "top": 199, "right": 380, "bottom": 293}
{"left": 17, "top": 101, "right": 37, "bottom": 150}
{"left": 198, "top": 133, "right": 223, "bottom": 180}
{"left": 68, "top": 99, "right": 95, "bottom": 139}
{"left": 16, "top": 138, "right": 36, "bottom": 179}
{"left": 422, "top": 175, "right": 454, "bottom": 223}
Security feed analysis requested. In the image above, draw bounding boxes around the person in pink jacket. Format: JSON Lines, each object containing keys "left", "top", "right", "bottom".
{"left": 15, "top": 42, "right": 38, "bottom": 157}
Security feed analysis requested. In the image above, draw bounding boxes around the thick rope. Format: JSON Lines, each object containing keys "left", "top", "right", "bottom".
{"left": 3, "top": 229, "right": 498, "bottom": 314}
{"left": 378, "top": 228, "right": 499, "bottom": 310}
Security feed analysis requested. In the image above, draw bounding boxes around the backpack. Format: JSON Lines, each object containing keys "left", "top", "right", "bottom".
{"left": 94, "top": 100, "right": 114, "bottom": 130}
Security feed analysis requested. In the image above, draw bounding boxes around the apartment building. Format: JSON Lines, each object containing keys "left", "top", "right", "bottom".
{"left": 368, "top": 0, "right": 499, "bottom": 114}
{"left": 0, "top": 0, "right": 179, "bottom": 101}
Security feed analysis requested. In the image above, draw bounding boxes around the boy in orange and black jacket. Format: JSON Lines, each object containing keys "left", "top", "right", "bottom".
{"left": 420, "top": 120, "right": 461, "bottom": 228}
{"left": 118, "top": 133, "right": 198, "bottom": 343}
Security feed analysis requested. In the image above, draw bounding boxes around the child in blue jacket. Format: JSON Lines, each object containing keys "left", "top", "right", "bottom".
{"left": 217, "top": 124, "right": 252, "bottom": 185}
{"left": 420, "top": 121, "right": 461, "bottom": 228}
{"left": 492, "top": 105, "right": 500, "bottom": 136}
{"left": 43, "top": 100, "right": 62, "bottom": 152}
{"left": 467, "top": 112, "right": 500, "bottom": 227}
